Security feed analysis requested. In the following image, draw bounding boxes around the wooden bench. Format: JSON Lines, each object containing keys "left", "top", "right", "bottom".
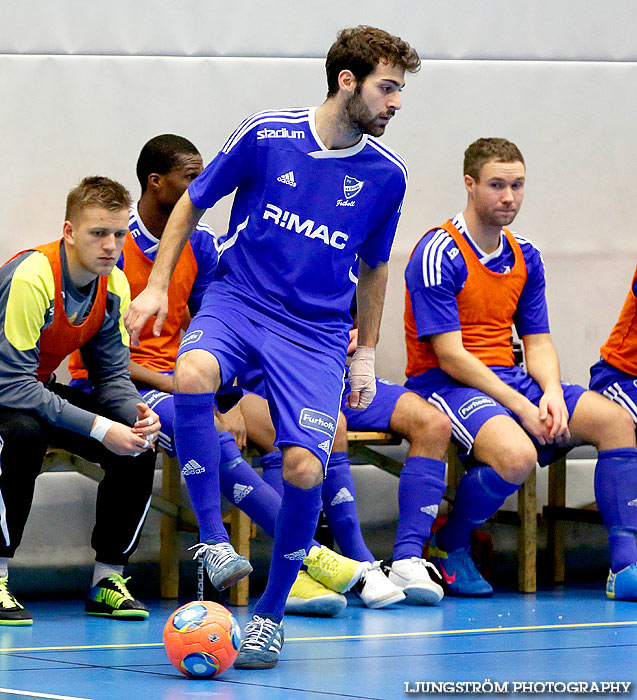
{"left": 42, "top": 431, "right": 539, "bottom": 604}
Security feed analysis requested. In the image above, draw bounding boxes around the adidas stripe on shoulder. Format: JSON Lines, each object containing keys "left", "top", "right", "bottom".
{"left": 222, "top": 109, "right": 310, "bottom": 154}
{"left": 367, "top": 137, "right": 408, "bottom": 187}
{"left": 420, "top": 229, "right": 455, "bottom": 288}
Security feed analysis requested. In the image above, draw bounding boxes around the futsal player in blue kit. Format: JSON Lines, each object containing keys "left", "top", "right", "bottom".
{"left": 125, "top": 26, "right": 421, "bottom": 669}
{"left": 404, "top": 137, "right": 637, "bottom": 600}
{"left": 74, "top": 134, "right": 401, "bottom": 616}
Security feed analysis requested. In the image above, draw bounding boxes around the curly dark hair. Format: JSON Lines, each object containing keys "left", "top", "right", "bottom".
{"left": 325, "top": 25, "right": 420, "bottom": 96}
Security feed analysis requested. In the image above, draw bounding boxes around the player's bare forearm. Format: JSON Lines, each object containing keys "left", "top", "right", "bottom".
{"left": 355, "top": 260, "right": 388, "bottom": 348}
{"left": 432, "top": 331, "right": 557, "bottom": 444}
{"left": 521, "top": 333, "right": 562, "bottom": 393}
{"left": 148, "top": 191, "right": 205, "bottom": 291}
{"left": 129, "top": 361, "right": 174, "bottom": 394}
{"left": 522, "top": 333, "right": 569, "bottom": 439}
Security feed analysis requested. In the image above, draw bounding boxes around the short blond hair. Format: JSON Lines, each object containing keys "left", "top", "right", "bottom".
{"left": 65, "top": 176, "right": 131, "bottom": 222}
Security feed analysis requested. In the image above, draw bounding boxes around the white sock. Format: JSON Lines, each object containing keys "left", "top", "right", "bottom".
{"left": 0, "top": 557, "right": 8, "bottom": 579}
{"left": 92, "top": 562, "right": 124, "bottom": 587}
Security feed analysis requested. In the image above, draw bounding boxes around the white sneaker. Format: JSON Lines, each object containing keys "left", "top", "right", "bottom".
{"left": 354, "top": 561, "right": 406, "bottom": 608}
{"left": 386, "top": 557, "right": 444, "bottom": 605}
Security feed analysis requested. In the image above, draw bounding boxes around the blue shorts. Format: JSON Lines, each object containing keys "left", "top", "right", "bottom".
{"left": 340, "top": 374, "right": 408, "bottom": 431}
{"left": 590, "top": 359, "right": 637, "bottom": 425}
{"left": 178, "top": 307, "right": 346, "bottom": 468}
{"left": 138, "top": 387, "right": 177, "bottom": 456}
{"left": 405, "top": 365, "right": 587, "bottom": 466}
{"left": 236, "top": 368, "right": 268, "bottom": 399}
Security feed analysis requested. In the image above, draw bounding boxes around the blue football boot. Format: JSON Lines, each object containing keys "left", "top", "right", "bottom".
{"left": 428, "top": 534, "right": 493, "bottom": 597}
{"left": 607, "top": 565, "right": 637, "bottom": 600}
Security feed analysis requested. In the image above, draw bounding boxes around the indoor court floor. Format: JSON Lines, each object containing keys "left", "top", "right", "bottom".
{"left": 1, "top": 585, "right": 636, "bottom": 700}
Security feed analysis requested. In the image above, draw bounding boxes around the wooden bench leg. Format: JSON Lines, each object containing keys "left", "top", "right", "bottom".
{"left": 518, "top": 469, "right": 537, "bottom": 593}
{"left": 228, "top": 507, "right": 251, "bottom": 606}
{"left": 445, "top": 444, "right": 463, "bottom": 499}
{"left": 547, "top": 456, "right": 567, "bottom": 584}
{"left": 160, "top": 454, "right": 181, "bottom": 599}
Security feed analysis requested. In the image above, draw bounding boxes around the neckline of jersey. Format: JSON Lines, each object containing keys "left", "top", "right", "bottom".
{"left": 454, "top": 212, "right": 505, "bottom": 264}
{"left": 306, "top": 106, "right": 368, "bottom": 159}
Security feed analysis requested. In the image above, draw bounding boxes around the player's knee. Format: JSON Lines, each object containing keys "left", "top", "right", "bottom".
{"left": 1, "top": 414, "right": 47, "bottom": 475}
{"left": 400, "top": 405, "right": 452, "bottom": 451}
{"left": 599, "top": 403, "right": 637, "bottom": 449}
{"left": 611, "top": 403, "right": 636, "bottom": 436}
{"left": 420, "top": 408, "right": 452, "bottom": 445}
{"left": 174, "top": 350, "right": 220, "bottom": 393}
{"left": 9, "top": 414, "right": 46, "bottom": 451}
{"left": 492, "top": 444, "right": 537, "bottom": 485}
{"left": 282, "top": 447, "right": 323, "bottom": 489}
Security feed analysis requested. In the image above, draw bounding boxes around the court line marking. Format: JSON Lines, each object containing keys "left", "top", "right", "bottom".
{"left": 288, "top": 619, "right": 637, "bottom": 642}
{"left": 1, "top": 618, "right": 637, "bottom": 653}
{"left": 0, "top": 689, "right": 93, "bottom": 700}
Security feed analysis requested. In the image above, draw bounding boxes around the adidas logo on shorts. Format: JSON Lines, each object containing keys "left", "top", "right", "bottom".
{"left": 628, "top": 499, "right": 637, "bottom": 507}
{"left": 284, "top": 549, "right": 307, "bottom": 561}
{"left": 182, "top": 459, "right": 205, "bottom": 475}
{"left": 233, "top": 483, "right": 254, "bottom": 504}
{"left": 318, "top": 439, "right": 331, "bottom": 454}
{"left": 277, "top": 170, "right": 297, "bottom": 187}
{"left": 420, "top": 504, "right": 439, "bottom": 518}
{"left": 331, "top": 487, "right": 354, "bottom": 506}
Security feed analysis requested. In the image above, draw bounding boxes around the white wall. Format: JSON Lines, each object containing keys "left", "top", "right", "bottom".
{"left": 2, "top": 1, "right": 636, "bottom": 387}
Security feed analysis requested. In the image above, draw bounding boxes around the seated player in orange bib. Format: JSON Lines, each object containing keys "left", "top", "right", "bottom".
{"left": 404, "top": 137, "right": 637, "bottom": 600}
{"left": 590, "top": 264, "right": 637, "bottom": 429}
{"left": 0, "top": 177, "right": 160, "bottom": 624}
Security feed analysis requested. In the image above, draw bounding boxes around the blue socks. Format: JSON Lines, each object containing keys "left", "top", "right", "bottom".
{"left": 436, "top": 465, "right": 519, "bottom": 552}
{"left": 322, "top": 452, "right": 374, "bottom": 562}
{"left": 254, "top": 481, "right": 323, "bottom": 622}
{"left": 595, "top": 447, "right": 637, "bottom": 572}
{"left": 259, "top": 450, "right": 284, "bottom": 498}
{"left": 173, "top": 392, "right": 227, "bottom": 544}
{"left": 218, "top": 432, "right": 280, "bottom": 538}
{"left": 394, "top": 456, "right": 446, "bottom": 561}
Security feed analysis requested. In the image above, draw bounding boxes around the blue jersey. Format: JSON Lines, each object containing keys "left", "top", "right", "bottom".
{"left": 189, "top": 107, "right": 407, "bottom": 351}
{"left": 405, "top": 212, "right": 549, "bottom": 340}
{"left": 126, "top": 203, "right": 219, "bottom": 316}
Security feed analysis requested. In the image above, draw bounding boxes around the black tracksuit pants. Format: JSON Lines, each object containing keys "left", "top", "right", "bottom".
{"left": 0, "top": 384, "right": 156, "bottom": 565}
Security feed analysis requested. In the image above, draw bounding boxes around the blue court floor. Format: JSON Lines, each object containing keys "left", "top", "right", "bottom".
{"left": 1, "top": 585, "right": 636, "bottom": 700}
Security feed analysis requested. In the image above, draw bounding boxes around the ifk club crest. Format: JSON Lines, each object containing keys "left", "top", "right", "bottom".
{"left": 343, "top": 175, "right": 364, "bottom": 199}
